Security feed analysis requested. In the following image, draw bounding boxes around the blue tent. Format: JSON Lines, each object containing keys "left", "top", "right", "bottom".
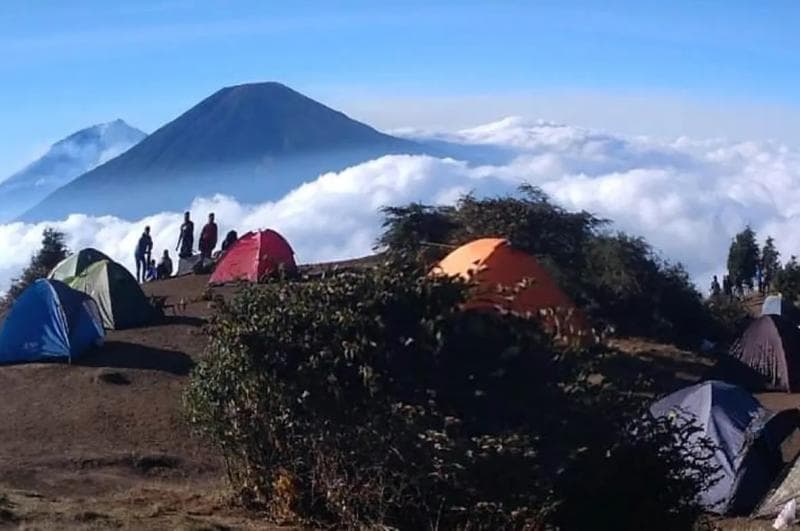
{"left": 0, "top": 279, "right": 104, "bottom": 363}
{"left": 650, "top": 380, "right": 789, "bottom": 515}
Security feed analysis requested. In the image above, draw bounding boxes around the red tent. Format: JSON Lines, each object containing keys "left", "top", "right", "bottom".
{"left": 209, "top": 230, "right": 296, "bottom": 284}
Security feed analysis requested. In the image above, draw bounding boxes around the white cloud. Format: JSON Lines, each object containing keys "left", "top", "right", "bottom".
{"left": 333, "top": 89, "right": 800, "bottom": 147}
{"left": 1, "top": 118, "right": 800, "bottom": 296}
{"left": 0, "top": 155, "right": 508, "bottom": 293}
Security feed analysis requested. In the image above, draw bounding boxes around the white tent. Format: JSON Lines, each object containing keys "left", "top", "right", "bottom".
{"left": 763, "top": 295, "right": 784, "bottom": 317}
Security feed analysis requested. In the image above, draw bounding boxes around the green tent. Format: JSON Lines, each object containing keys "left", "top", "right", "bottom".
{"left": 65, "top": 260, "right": 156, "bottom": 329}
{"left": 49, "top": 248, "right": 112, "bottom": 282}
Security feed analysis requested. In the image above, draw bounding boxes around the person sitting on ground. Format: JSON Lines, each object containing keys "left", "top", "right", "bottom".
{"left": 145, "top": 259, "right": 157, "bottom": 282}
{"left": 221, "top": 230, "right": 238, "bottom": 252}
{"left": 157, "top": 249, "right": 173, "bottom": 279}
{"left": 176, "top": 211, "right": 194, "bottom": 259}
{"left": 199, "top": 212, "right": 218, "bottom": 260}
{"left": 135, "top": 226, "right": 153, "bottom": 283}
{"left": 214, "top": 230, "right": 238, "bottom": 259}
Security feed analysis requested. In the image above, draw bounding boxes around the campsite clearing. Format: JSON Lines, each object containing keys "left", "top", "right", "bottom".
{"left": 0, "top": 273, "right": 795, "bottom": 529}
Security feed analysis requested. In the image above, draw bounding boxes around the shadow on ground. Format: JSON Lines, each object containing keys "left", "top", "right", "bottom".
{"left": 158, "top": 315, "right": 206, "bottom": 327}
{"left": 79, "top": 342, "right": 195, "bottom": 375}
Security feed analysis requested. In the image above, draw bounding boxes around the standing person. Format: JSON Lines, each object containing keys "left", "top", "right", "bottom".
{"left": 176, "top": 211, "right": 194, "bottom": 259}
{"left": 135, "top": 226, "right": 153, "bottom": 283}
{"left": 157, "top": 249, "right": 173, "bottom": 279}
{"left": 199, "top": 213, "right": 218, "bottom": 260}
{"left": 710, "top": 275, "right": 722, "bottom": 299}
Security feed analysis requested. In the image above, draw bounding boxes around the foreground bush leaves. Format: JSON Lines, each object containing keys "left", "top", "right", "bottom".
{"left": 186, "top": 258, "right": 717, "bottom": 530}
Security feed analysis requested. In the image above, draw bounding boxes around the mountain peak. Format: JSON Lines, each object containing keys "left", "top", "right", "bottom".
{"left": 0, "top": 121, "right": 146, "bottom": 222}
{"left": 110, "top": 80, "right": 407, "bottom": 165}
{"left": 20, "top": 82, "right": 422, "bottom": 221}
{"left": 188, "top": 82, "right": 344, "bottom": 132}
{"left": 219, "top": 81, "right": 295, "bottom": 93}
{"left": 101, "top": 118, "right": 138, "bottom": 131}
{"left": 55, "top": 120, "right": 145, "bottom": 150}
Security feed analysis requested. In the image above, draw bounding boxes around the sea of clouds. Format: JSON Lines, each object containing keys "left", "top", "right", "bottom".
{"left": 1, "top": 117, "right": 799, "bottom": 294}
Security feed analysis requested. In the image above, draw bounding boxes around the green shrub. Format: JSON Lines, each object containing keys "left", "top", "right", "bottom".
{"left": 553, "top": 412, "right": 719, "bottom": 531}
{"left": 378, "top": 185, "right": 603, "bottom": 269}
{"left": 187, "top": 259, "right": 713, "bottom": 529}
{"left": 582, "top": 235, "right": 711, "bottom": 345}
{"left": 705, "top": 296, "right": 751, "bottom": 345}
{"left": 187, "top": 261, "right": 555, "bottom": 527}
{"left": 378, "top": 187, "right": 712, "bottom": 346}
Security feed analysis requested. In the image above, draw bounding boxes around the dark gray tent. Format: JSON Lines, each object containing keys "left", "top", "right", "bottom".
{"left": 650, "top": 381, "right": 787, "bottom": 515}
{"left": 176, "top": 254, "right": 214, "bottom": 276}
{"left": 729, "top": 315, "right": 800, "bottom": 392}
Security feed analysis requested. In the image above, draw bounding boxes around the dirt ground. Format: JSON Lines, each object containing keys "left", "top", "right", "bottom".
{"left": 0, "top": 273, "right": 798, "bottom": 528}
{"left": 0, "top": 274, "right": 283, "bottom": 529}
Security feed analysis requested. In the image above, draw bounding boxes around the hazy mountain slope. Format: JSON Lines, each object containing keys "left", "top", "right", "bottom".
{"left": 0, "top": 120, "right": 145, "bottom": 222}
{"left": 20, "top": 82, "right": 423, "bottom": 221}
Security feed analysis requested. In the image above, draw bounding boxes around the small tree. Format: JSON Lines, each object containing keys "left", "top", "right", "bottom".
{"left": 727, "top": 226, "right": 759, "bottom": 294}
{"left": 377, "top": 187, "right": 712, "bottom": 345}
{"left": 0, "top": 228, "right": 69, "bottom": 314}
{"left": 775, "top": 256, "right": 800, "bottom": 304}
{"left": 378, "top": 203, "right": 459, "bottom": 262}
{"left": 761, "top": 236, "right": 781, "bottom": 294}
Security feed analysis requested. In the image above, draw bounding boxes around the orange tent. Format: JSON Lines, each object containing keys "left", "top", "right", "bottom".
{"left": 433, "top": 238, "right": 592, "bottom": 343}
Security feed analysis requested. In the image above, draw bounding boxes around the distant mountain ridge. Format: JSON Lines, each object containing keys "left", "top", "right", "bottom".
{"left": 20, "top": 82, "right": 424, "bottom": 221}
{"left": 0, "top": 120, "right": 145, "bottom": 222}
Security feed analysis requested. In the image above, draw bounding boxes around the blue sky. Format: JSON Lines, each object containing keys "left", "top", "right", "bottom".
{"left": 1, "top": 0, "right": 799, "bottom": 176}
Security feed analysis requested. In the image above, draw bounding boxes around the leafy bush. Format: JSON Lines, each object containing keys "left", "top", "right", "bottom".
{"left": 553, "top": 412, "right": 719, "bottom": 531}
{"left": 0, "top": 228, "right": 68, "bottom": 314}
{"left": 705, "top": 296, "right": 751, "bottom": 345}
{"left": 187, "top": 259, "right": 713, "bottom": 529}
{"left": 378, "top": 187, "right": 711, "bottom": 346}
{"left": 581, "top": 234, "right": 711, "bottom": 344}
{"left": 379, "top": 185, "right": 603, "bottom": 268}
{"left": 187, "top": 261, "right": 550, "bottom": 527}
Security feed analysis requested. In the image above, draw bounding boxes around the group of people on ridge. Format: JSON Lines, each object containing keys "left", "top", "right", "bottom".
{"left": 135, "top": 211, "right": 238, "bottom": 283}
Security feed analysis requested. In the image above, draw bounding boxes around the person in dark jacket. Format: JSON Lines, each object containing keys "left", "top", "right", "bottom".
{"left": 176, "top": 211, "right": 194, "bottom": 259}
{"left": 135, "top": 226, "right": 153, "bottom": 283}
{"left": 199, "top": 213, "right": 218, "bottom": 260}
